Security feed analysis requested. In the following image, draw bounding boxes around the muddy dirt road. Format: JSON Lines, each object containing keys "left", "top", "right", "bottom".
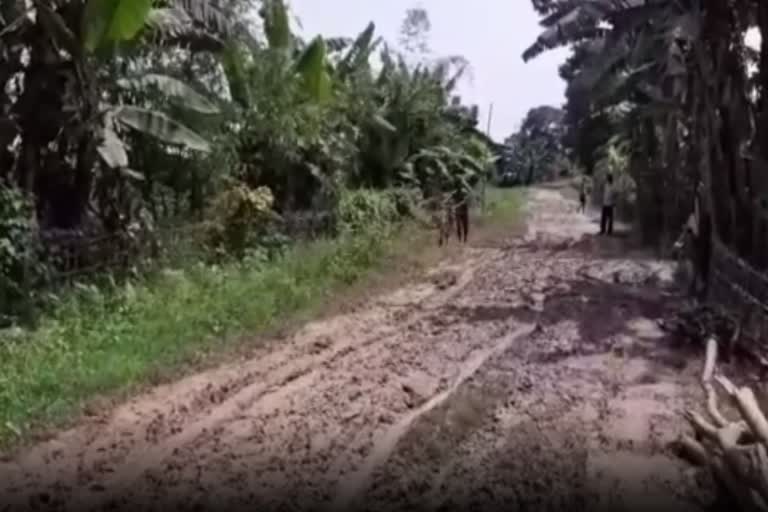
{"left": 0, "top": 185, "right": 716, "bottom": 511}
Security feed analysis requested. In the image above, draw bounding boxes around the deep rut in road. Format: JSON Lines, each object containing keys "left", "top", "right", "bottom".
{"left": 0, "top": 186, "right": 724, "bottom": 511}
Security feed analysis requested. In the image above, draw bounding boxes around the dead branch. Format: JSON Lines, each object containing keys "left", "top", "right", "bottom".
{"left": 703, "top": 337, "right": 729, "bottom": 428}
{"left": 679, "top": 337, "right": 768, "bottom": 512}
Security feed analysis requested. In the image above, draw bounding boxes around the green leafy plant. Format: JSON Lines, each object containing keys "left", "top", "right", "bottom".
{"left": 336, "top": 189, "right": 401, "bottom": 234}
{"left": 207, "top": 182, "right": 277, "bottom": 258}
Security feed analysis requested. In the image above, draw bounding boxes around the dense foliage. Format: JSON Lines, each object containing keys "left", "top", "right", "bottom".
{"left": 499, "top": 105, "right": 568, "bottom": 186}
{"left": 524, "top": 0, "right": 768, "bottom": 258}
{"left": 0, "top": 0, "right": 494, "bottom": 323}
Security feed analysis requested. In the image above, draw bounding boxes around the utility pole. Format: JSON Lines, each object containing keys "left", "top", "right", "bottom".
{"left": 486, "top": 102, "right": 494, "bottom": 136}
{"left": 482, "top": 102, "right": 494, "bottom": 214}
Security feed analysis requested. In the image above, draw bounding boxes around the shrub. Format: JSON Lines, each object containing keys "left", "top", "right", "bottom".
{"left": 336, "top": 189, "right": 402, "bottom": 234}
{"left": 206, "top": 181, "right": 276, "bottom": 258}
{"left": 386, "top": 187, "right": 422, "bottom": 219}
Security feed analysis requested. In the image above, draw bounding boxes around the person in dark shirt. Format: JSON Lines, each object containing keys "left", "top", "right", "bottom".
{"left": 453, "top": 185, "right": 469, "bottom": 244}
{"left": 578, "top": 177, "right": 587, "bottom": 213}
{"left": 600, "top": 174, "right": 615, "bottom": 235}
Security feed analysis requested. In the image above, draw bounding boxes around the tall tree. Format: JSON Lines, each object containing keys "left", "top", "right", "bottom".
{"left": 502, "top": 105, "right": 566, "bottom": 185}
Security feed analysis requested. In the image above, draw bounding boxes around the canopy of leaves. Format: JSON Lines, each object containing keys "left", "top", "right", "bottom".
{"left": 0, "top": 1, "right": 495, "bottom": 322}
{"left": 500, "top": 105, "right": 567, "bottom": 185}
{"left": 0, "top": 0, "right": 489, "bottom": 233}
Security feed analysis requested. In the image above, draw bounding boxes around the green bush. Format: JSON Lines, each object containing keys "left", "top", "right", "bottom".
{"left": 336, "top": 189, "right": 402, "bottom": 234}
{"left": 386, "top": 187, "right": 422, "bottom": 219}
{"left": 206, "top": 182, "right": 277, "bottom": 259}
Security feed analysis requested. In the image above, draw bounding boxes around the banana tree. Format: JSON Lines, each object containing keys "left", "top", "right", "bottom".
{"left": 224, "top": 0, "right": 333, "bottom": 107}
{"left": 353, "top": 42, "right": 465, "bottom": 189}
{"left": 402, "top": 143, "right": 486, "bottom": 203}
{"left": 83, "top": 0, "right": 230, "bottom": 161}
{"left": 216, "top": 0, "right": 343, "bottom": 211}
{"left": 1, "top": 0, "right": 234, "bottom": 230}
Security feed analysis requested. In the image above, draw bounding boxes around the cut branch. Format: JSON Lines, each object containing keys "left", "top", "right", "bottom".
{"left": 680, "top": 337, "right": 768, "bottom": 512}
{"left": 702, "top": 337, "right": 729, "bottom": 428}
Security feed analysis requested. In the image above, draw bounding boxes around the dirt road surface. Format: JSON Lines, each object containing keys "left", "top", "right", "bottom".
{"left": 0, "top": 185, "right": 718, "bottom": 511}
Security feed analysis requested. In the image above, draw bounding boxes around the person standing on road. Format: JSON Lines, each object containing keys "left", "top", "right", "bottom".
{"left": 578, "top": 177, "right": 588, "bottom": 213}
{"left": 600, "top": 174, "right": 615, "bottom": 235}
{"left": 452, "top": 178, "right": 470, "bottom": 244}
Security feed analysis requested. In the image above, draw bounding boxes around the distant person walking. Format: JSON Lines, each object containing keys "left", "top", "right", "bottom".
{"left": 600, "top": 174, "right": 615, "bottom": 235}
{"left": 578, "top": 177, "right": 587, "bottom": 213}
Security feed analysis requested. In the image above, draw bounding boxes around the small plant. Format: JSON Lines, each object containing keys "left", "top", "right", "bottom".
{"left": 207, "top": 181, "right": 277, "bottom": 259}
{"left": 336, "top": 189, "right": 401, "bottom": 234}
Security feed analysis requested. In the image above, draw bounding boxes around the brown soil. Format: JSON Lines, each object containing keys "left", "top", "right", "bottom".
{"left": 0, "top": 187, "right": 725, "bottom": 511}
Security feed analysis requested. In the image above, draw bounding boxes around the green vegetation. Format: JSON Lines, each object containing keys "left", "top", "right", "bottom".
{"left": 0, "top": 0, "right": 497, "bottom": 324}
{"left": 0, "top": 216, "right": 391, "bottom": 444}
{"left": 498, "top": 106, "right": 569, "bottom": 187}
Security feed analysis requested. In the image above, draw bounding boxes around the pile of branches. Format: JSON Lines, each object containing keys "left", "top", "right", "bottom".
{"left": 681, "top": 337, "right": 768, "bottom": 511}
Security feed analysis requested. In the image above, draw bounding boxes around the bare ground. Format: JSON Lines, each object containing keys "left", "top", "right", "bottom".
{"left": 0, "top": 186, "right": 723, "bottom": 511}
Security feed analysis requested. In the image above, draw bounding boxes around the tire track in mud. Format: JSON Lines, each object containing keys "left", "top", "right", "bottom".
{"left": 330, "top": 323, "right": 537, "bottom": 512}
{"left": 357, "top": 324, "right": 604, "bottom": 512}
{"left": 124, "top": 299, "right": 531, "bottom": 511}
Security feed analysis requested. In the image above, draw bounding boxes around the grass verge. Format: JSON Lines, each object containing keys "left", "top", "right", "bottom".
{"left": 0, "top": 186, "right": 526, "bottom": 450}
